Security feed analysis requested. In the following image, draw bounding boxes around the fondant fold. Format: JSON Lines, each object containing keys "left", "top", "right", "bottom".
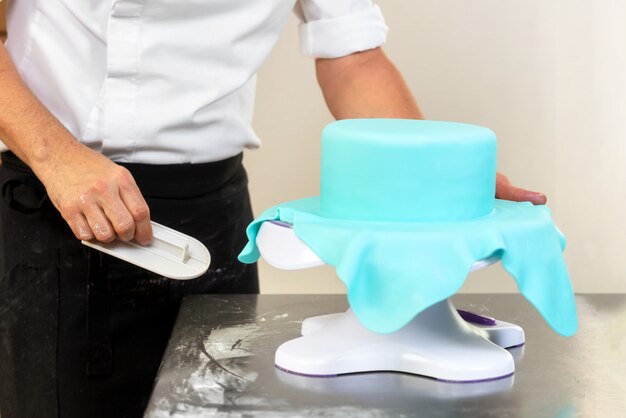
{"left": 238, "top": 198, "right": 578, "bottom": 337}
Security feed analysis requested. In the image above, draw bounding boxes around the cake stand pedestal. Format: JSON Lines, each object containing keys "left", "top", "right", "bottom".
{"left": 256, "top": 221, "right": 525, "bottom": 382}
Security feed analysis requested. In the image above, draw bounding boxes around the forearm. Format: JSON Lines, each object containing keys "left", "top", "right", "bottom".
{"left": 316, "top": 47, "right": 423, "bottom": 120}
{"left": 316, "top": 48, "right": 547, "bottom": 205}
{"left": 0, "top": 43, "right": 81, "bottom": 176}
{"left": 0, "top": 43, "right": 153, "bottom": 243}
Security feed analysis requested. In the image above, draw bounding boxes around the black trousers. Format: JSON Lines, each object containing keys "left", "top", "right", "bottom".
{"left": 0, "top": 152, "right": 258, "bottom": 418}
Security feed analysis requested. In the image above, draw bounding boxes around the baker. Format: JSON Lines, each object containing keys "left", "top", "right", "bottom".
{"left": 0, "top": 1, "right": 547, "bottom": 417}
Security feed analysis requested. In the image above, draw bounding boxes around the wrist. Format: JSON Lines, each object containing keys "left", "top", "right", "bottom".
{"left": 27, "top": 131, "right": 85, "bottom": 179}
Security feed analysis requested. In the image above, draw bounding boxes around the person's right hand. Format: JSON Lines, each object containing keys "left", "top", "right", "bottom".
{"left": 1, "top": 42, "right": 151, "bottom": 244}
{"left": 34, "top": 143, "right": 153, "bottom": 244}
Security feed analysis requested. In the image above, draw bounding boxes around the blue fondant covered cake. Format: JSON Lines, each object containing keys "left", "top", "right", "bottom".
{"left": 239, "top": 119, "right": 578, "bottom": 336}
{"left": 321, "top": 119, "right": 496, "bottom": 221}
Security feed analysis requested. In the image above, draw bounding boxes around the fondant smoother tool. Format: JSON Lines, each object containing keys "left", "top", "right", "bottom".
{"left": 82, "top": 221, "right": 210, "bottom": 280}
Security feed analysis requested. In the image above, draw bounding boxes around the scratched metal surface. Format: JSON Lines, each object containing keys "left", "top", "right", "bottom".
{"left": 144, "top": 294, "right": 626, "bottom": 418}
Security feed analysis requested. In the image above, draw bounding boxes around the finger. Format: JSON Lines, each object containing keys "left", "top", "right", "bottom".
{"left": 523, "top": 191, "right": 547, "bottom": 205}
{"left": 119, "top": 181, "right": 152, "bottom": 245}
{"left": 83, "top": 204, "right": 116, "bottom": 243}
{"left": 496, "top": 174, "right": 547, "bottom": 205}
{"left": 98, "top": 195, "right": 136, "bottom": 242}
{"left": 497, "top": 182, "right": 546, "bottom": 203}
{"left": 66, "top": 213, "right": 94, "bottom": 241}
{"left": 56, "top": 199, "right": 94, "bottom": 241}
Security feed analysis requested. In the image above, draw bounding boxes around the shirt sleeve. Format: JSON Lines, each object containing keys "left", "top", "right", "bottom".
{"left": 295, "top": 0, "right": 389, "bottom": 59}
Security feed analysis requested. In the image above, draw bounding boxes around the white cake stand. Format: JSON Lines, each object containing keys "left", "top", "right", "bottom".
{"left": 257, "top": 221, "right": 525, "bottom": 382}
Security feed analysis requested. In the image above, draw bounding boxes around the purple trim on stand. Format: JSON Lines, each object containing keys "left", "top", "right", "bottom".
{"left": 276, "top": 364, "right": 515, "bottom": 383}
{"left": 275, "top": 364, "right": 337, "bottom": 378}
{"left": 435, "top": 371, "right": 515, "bottom": 384}
{"left": 505, "top": 342, "right": 526, "bottom": 349}
{"left": 268, "top": 220, "right": 293, "bottom": 228}
{"left": 457, "top": 309, "right": 497, "bottom": 326}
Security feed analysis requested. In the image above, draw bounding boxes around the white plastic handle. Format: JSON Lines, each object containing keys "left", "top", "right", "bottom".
{"left": 82, "top": 221, "right": 210, "bottom": 280}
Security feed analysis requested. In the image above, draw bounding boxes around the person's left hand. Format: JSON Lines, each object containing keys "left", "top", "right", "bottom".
{"left": 495, "top": 173, "right": 547, "bottom": 205}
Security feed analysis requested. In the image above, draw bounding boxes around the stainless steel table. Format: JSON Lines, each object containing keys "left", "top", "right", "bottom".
{"left": 144, "top": 294, "right": 626, "bottom": 418}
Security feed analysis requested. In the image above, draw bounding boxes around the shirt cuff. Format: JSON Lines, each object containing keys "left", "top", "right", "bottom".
{"left": 298, "top": 5, "right": 389, "bottom": 59}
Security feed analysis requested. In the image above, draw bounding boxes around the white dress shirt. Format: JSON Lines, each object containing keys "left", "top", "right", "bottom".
{"left": 1, "top": 0, "right": 388, "bottom": 164}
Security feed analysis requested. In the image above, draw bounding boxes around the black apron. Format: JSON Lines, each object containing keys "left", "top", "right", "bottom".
{"left": 0, "top": 151, "right": 258, "bottom": 418}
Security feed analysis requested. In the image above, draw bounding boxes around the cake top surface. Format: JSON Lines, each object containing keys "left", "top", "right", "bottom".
{"left": 323, "top": 119, "right": 496, "bottom": 147}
